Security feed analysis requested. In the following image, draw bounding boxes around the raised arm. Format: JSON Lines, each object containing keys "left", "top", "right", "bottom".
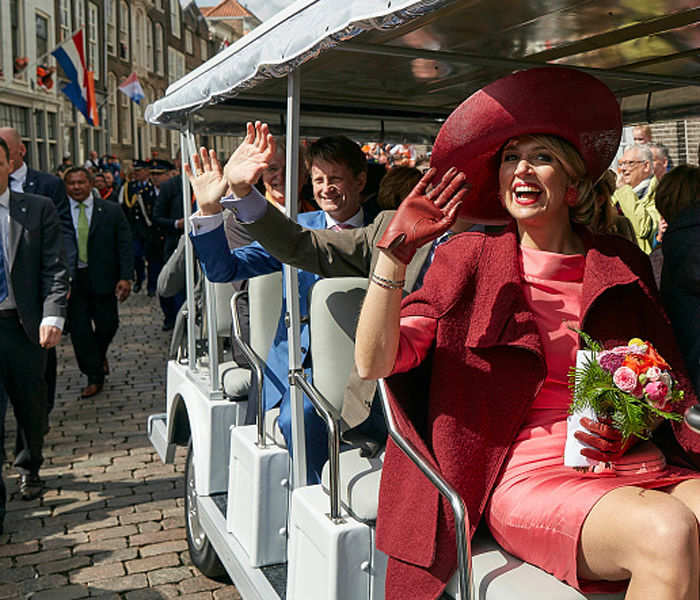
{"left": 355, "top": 168, "right": 466, "bottom": 379}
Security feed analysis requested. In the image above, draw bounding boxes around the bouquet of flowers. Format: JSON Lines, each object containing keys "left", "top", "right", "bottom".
{"left": 564, "top": 331, "right": 684, "bottom": 469}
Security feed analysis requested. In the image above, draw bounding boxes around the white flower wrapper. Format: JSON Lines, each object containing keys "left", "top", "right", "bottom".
{"left": 564, "top": 350, "right": 600, "bottom": 468}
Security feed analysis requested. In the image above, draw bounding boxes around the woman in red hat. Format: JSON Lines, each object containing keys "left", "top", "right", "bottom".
{"left": 355, "top": 67, "right": 700, "bottom": 600}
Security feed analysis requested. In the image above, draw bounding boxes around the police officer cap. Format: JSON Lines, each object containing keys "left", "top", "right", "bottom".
{"left": 149, "top": 159, "right": 175, "bottom": 173}
{"left": 133, "top": 159, "right": 149, "bottom": 170}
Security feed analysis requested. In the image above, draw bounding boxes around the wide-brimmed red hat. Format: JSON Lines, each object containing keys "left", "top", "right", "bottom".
{"left": 430, "top": 66, "right": 622, "bottom": 224}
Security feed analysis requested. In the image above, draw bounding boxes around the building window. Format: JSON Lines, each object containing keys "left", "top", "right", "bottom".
{"left": 0, "top": 104, "right": 30, "bottom": 136}
{"left": 185, "top": 29, "right": 193, "bottom": 55}
{"left": 10, "top": 0, "right": 25, "bottom": 80}
{"left": 76, "top": 0, "right": 85, "bottom": 32}
{"left": 120, "top": 77, "right": 131, "bottom": 143}
{"left": 87, "top": 3, "right": 99, "bottom": 80}
{"left": 59, "top": 0, "right": 71, "bottom": 41}
{"left": 146, "top": 18, "right": 154, "bottom": 71}
{"left": 169, "top": 0, "right": 180, "bottom": 39}
{"left": 35, "top": 13, "right": 49, "bottom": 60}
{"left": 107, "top": 0, "right": 117, "bottom": 55}
{"left": 108, "top": 73, "right": 118, "bottom": 143}
{"left": 134, "top": 9, "right": 145, "bottom": 67}
{"left": 155, "top": 24, "right": 164, "bottom": 75}
{"left": 119, "top": 1, "right": 129, "bottom": 61}
{"left": 168, "top": 47, "right": 185, "bottom": 85}
{"left": 200, "top": 38, "right": 207, "bottom": 62}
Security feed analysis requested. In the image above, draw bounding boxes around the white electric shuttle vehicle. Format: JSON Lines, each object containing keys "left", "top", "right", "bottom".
{"left": 145, "top": 2, "right": 700, "bottom": 599}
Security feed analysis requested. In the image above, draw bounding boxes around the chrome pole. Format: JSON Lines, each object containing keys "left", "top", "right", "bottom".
{"left": 284, "top": 70, "right": 307, "bottom": 488}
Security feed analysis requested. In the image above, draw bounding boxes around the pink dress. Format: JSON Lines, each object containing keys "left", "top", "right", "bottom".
{"left": 481, "top": 245, "right": 700, "bottom": 592}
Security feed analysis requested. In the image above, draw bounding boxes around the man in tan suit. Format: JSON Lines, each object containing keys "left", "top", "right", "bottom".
{"left": 187, "top": 123, "right": 479, "bottom": 451}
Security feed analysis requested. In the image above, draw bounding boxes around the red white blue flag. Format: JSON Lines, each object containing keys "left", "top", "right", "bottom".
{"left": 118, "top": 72, "right": 145, "bottom": 104}
{"left": 51, "top": 30, "right": 99, "bottom": 126}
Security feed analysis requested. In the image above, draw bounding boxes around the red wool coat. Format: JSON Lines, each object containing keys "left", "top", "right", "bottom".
{"left": 376, "top": 223, "right": 700, "bottom": 600}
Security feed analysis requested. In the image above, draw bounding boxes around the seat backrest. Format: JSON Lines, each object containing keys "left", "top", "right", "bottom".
{"left": 248, "top": 271, "right": 284, "bottom": 359}
{"left": 308, "top": 277, "right": 368, "bottom": 412}
{"left": 214, "top": 282, "right": 236, "bottom": 338}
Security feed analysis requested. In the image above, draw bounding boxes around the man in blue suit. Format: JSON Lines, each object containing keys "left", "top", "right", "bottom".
{"left": 189, "top": 127, "right": 369, "bottom": 483}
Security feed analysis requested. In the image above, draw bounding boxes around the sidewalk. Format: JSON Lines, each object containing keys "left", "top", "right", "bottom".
{"left": 1, "top": 292, "right": 240, "bottom": 600}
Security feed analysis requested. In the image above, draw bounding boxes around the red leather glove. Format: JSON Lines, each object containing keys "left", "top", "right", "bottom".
{"left": 575, "top": 417, "right": 638, "bottom": 462}
{"left": 376, "top": 167, "right": 467, "bottom": 264}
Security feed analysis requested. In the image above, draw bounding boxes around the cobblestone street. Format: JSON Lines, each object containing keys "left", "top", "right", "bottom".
{"left": 1, "top": 293, "right": 240, "bottom": 600}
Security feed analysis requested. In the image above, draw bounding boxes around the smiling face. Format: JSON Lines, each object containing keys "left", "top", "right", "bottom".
{"left": 311, "top": 159, "right": 365, "bottom": 222}
{"left": 498, "top": 136, "right": 573, "bottom": 230}
{"left": 262, "top": 150, "right": 286, "bottom": 205}
{"left": 619, "top": 146, "right": 652, "bottom": 188}
{"left": 64, "top": 170, "right": 93, "bottom": 202}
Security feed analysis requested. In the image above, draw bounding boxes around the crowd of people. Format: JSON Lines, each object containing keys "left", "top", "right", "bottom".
{"left": 1, "top": 64, "right": 700, "bottom": 599}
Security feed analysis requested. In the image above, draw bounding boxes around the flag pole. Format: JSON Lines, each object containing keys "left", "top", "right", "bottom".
{"left": 22, "top": 28, "right": 85, "bottom": 77}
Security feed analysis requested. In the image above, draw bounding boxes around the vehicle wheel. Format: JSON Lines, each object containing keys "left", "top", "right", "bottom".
{"left": 185, "top": 441, "right": 228, "bottom": 580}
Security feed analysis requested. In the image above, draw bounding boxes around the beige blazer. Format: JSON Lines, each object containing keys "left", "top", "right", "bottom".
{"left": 244, "top": 207, "right": 433, "bottom": 430}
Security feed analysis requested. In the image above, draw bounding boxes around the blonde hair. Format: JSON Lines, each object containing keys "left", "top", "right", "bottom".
{"left": 526, "top": 134, "right": 595, "bottom": 225}
{"left": 655, "top": 165, "right": 700, "bottom": 223}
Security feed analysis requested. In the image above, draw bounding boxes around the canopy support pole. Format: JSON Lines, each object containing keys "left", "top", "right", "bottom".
{"left": 284, "top": 70, "right": 307, "bottom": 489}
{"left": 181, "top": 124, "right": 198, "bottom": 370}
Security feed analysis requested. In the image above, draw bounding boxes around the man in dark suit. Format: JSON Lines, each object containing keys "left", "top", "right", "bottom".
{"left": 152, "top": 162, "right": 184, "bottom": 330}
{"left": 0, "top": 127, "right": 77, "bottom": 459}
{"left": 63, "top": 167, "right": 133, "bottom": 398}
{"left": 0, "top": 137, "right": 69, "bottom": 524}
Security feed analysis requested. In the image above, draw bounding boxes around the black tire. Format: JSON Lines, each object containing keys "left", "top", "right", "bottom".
{"left": 185, "top": 441, "right": 228, "bottom": 581}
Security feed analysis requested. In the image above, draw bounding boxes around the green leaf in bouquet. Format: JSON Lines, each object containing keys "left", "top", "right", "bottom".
{"left": 567, "top": 327, "right": 603, "bottom": 352}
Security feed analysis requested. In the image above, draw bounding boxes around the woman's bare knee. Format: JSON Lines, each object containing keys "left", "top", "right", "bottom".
{"left": 579, "top": 487, "right": 699, "bottom": 585}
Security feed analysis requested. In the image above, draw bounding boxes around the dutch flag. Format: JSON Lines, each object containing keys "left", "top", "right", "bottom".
{"left": 52, "top": 30, "right": 98, "bottom": 126}
{"left": 119, "top": 73, "right": 145, "bottom": 105}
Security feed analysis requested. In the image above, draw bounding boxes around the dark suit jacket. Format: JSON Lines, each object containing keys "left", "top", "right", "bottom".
{"left": 8, "top": 191, "right": 70, "bottom": 344}
{"left": 153, "top": 175, "right": 184, "bottom": 258}
{"left": 23, "top": 166, "right": 77, "bottom": 275}
{"left": 73, "top": 198, "right": 134, "bottom": 294}
{"left": 242, "top": 207, "right": 432, "bottom": 430}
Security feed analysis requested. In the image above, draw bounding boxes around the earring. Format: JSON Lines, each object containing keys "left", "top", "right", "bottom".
{"left": 565, "top": 186, "right": 578, "bottom": 207}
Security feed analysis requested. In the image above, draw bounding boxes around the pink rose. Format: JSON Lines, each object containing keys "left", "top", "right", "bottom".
{"left": 645, "top": 366, "right": 662, "bottom": 381}
{"left": 598, "top": 350, "right": 625, "bottom": 373}
{"left": 613, "top": 366, "right": 638, "bottom": 393}
{"left": 645, "top": 381, "right": 670, "bottom": 410}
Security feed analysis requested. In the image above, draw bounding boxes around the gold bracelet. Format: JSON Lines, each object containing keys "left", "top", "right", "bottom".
{"left": 371, "top": 273, "right": 405, "bottom": 290}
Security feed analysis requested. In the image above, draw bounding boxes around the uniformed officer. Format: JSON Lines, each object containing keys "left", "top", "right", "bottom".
{"left": 120, "top": 160, "right": 161, "bottom": 295}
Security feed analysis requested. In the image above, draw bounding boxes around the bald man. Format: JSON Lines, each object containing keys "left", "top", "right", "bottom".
{"left": 0, "top": 129, "right": 76, "bottom": 424}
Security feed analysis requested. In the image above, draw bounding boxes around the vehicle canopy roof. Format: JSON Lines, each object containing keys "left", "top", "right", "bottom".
{"left": 146, "top": 0, "right": 700, "bottom": 139}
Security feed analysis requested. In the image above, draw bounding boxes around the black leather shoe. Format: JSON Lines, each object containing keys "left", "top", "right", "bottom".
{"left": 161, "top": 320, "right": 175, "bottom": 332}
{"left": 19, "top": 474, "right": 43, "bottom": 501}
{"left": 133, "top": 282, "right": 142, "bottom": 293}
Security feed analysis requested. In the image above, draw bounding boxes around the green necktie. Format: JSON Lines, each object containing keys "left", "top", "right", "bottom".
{"left": 78, "top": 202, "right": 89, "bottom": 264}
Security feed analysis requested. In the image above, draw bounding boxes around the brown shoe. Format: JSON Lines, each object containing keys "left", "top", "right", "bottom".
{"left": 80, "top": 383, "right": 103, "bottom": 398}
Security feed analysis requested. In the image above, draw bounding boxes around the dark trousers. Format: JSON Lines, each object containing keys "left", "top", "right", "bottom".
{"left": 68, "top": 269, "right": 119, "bottom": 385}
{"left": 0, "top": 316, "right": 48, "bottom": 476}
{"left": 0, "top": 384, "right": 8, "bottom": 526}
{"left": 134, "top": 236, "right": 162, "bottom": 294}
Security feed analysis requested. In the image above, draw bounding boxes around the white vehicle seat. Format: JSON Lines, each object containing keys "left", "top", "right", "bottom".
{"left": 308, "top": 277, "right": 383, "bottom": 523}
{"left": 215, "top": 281, "right": 250, "bottom": 399}
{"left": 230, "top": 271, "right": 285, "bottom": 442}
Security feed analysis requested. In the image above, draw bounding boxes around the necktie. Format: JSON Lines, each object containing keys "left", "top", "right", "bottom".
{"left": 331, "top": 222, "right": 354, "bottom": 232}
{"left": 0, "top": 231, "right": 7, "bottom": 303}
{"left": 78, "top": 202, "right": 89, "bottom": 264}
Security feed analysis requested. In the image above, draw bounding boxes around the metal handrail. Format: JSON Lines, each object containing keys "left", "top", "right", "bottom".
{"left": 686, "top": 404, "right": 700, "bottom": 434}
{"left": 293, "top": 373, "right": 343, "bottom": 522}
{"left": 231, "top": 290, "right": 267, "bottom": 448}
{"left": 377, "top": 379, "right": 474, "bottom": 600}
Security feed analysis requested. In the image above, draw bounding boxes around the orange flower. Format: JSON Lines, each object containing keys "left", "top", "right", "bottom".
{"left": 644, "top": 342, "right": 670, "bottom": 370}
{"left": 623, "top": 353, "right": 655, "bottom": 374}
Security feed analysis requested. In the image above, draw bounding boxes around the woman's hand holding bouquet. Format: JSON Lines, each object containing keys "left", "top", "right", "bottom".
{"left": 566, "top": 331, "right": 684, "bottom": 471}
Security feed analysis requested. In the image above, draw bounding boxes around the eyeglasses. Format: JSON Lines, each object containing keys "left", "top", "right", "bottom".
{"left": 618, "top": 160, "right": 646, "bottom": 168}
